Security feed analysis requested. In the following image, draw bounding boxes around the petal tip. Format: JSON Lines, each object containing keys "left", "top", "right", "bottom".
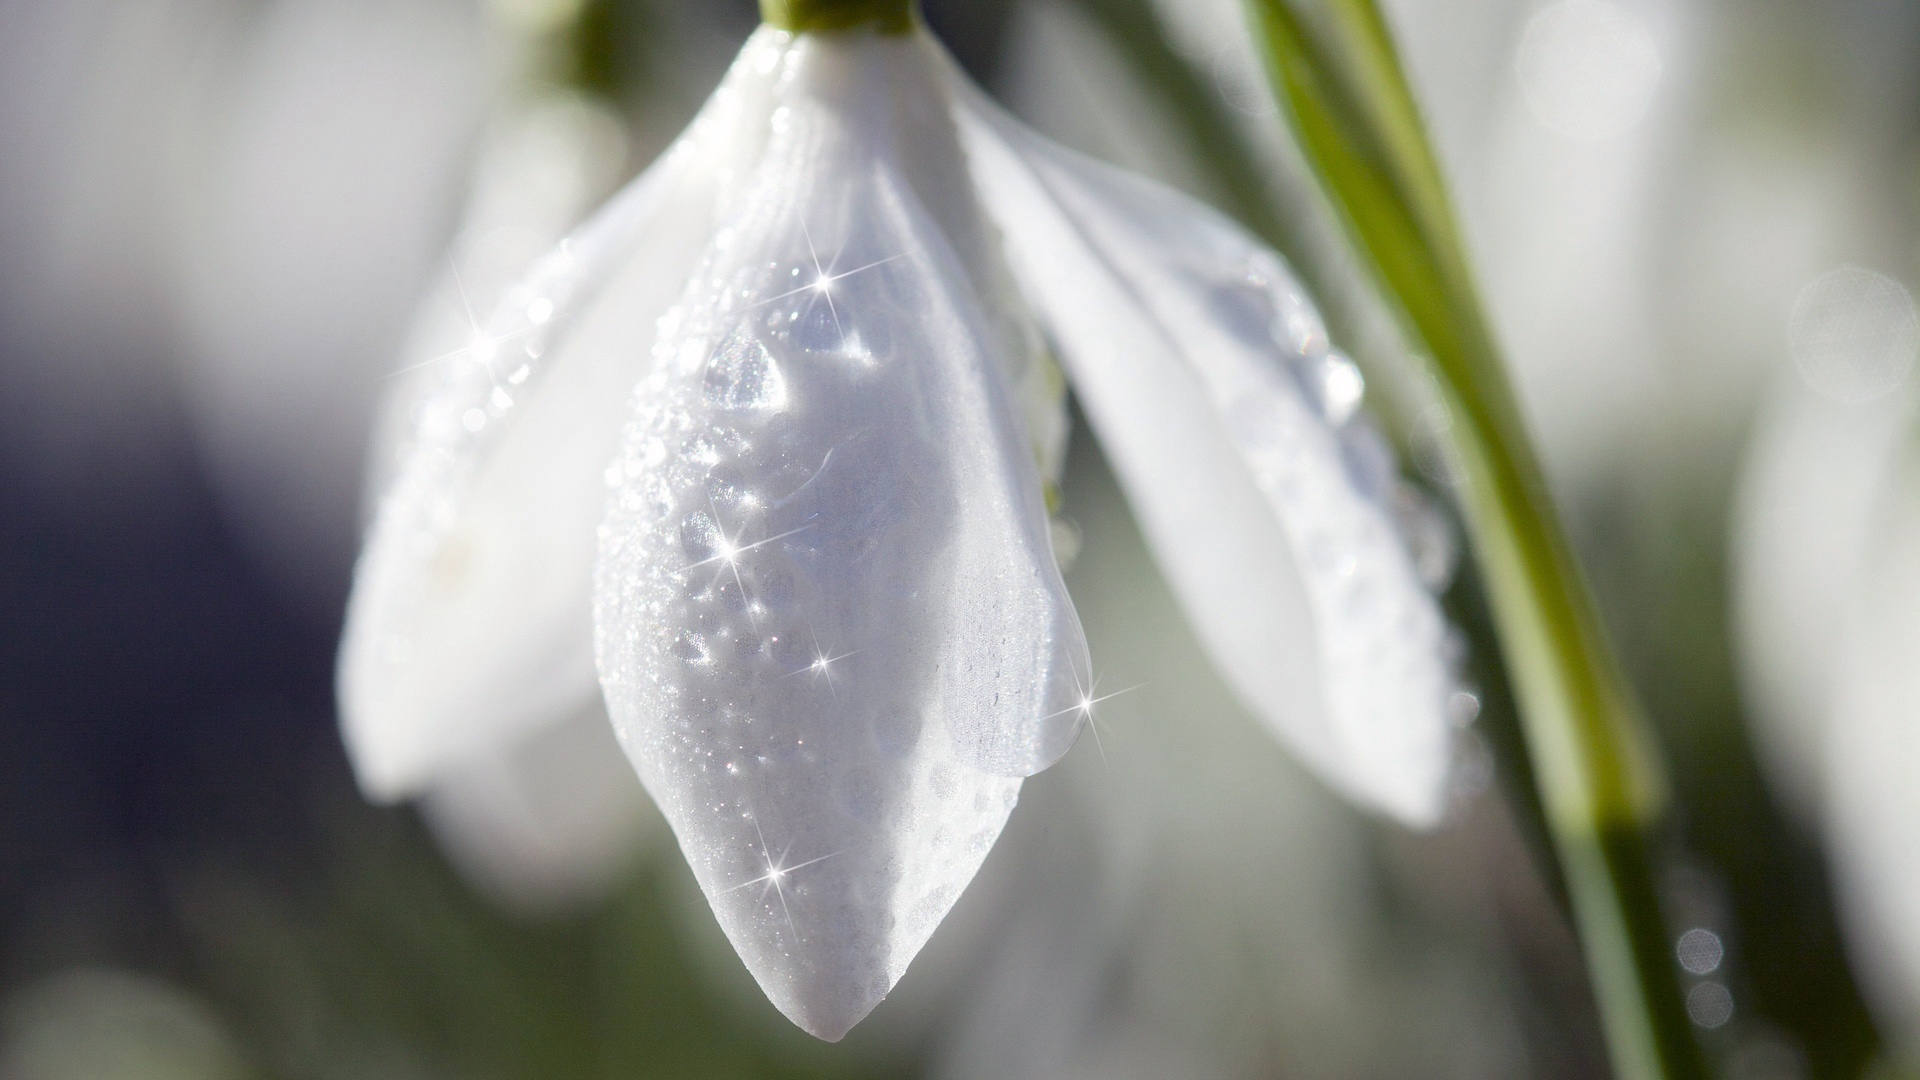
{"left": 777, "top": 993, "right": 880, "bottom": 1043}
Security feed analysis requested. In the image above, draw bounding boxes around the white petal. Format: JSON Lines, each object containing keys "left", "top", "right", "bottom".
{"left": 1733, "top": 370, "right": 1914, "bottom": 819}
{"left": 420, "top": 701, "right": 662, "bottom": 915}
{"left": 594, "top": 30, "right": 1089, "bottom": 1041}
{"left": 957, "top": 90, "right": 1452, "bottom": 826}
{"left": 336, "top": 30, "right": 792, "bottom": 802}
{"left": 1827, "top": 448, "right": 1920, "bottom": 1048}
{"left": 363, "top": 90, "right": 633, "bottom": 520}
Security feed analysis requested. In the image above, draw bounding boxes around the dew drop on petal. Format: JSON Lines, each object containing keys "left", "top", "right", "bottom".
{"left": 679, "top": 511, "right": 720, "bottom": 561}
{"left": 704, "top": 328, "right": 789, "bottom": 411}
{"left": 1307, "top": 352, "right": 1365, "bottom": 426}
{"left": 672, "top": 630, "right": 711, "bottom": 664}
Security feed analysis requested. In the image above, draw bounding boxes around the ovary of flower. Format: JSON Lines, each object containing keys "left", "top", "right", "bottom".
{"left": 337, "top": 18, "right": 1453, "bottom": 1045}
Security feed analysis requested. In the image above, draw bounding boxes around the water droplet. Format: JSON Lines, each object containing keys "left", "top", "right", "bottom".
{"left": 1447, "top": 689, "right": 1482, "bottom": 728}
{"left": 1207, "top": 278, "right": 1279, "bottom": 349}
{"left": 706, "top": 463, "right": 751, "bottom": 510}
{"left": 1273, "top": 293, "right": 1329, "bottom": 356}
{"left": 1306, "top": 352, "right": 1365, "bottom": 425}
{"left": 679, "top": 512, "right": 720, "bottom": 560}
{"left": 730, "top": 629, "right": 763, "bottom": 660}
{"left": 671, "top": 630, "right": 710, "bottom": 664}
{"left": 704, "top": 328, "right": 788, "bottom": 411}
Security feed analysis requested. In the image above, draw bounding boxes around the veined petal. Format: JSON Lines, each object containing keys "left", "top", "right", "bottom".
{"left": 336, "top": 31, "right": 790, "bottom": 802}
{"left": 594, "top": 29, "right": 1089, "bottom": 1041}
{"left": 957, "top": 90, "right": 1452, "bottom": 826}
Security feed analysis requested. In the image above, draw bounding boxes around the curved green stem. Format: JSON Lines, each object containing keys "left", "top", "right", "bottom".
{"left": 1241, "top": 1, "right": 1703, "bottom": 1077}
{"left": 760, "top": 0, "right": 914, "bottom": 33}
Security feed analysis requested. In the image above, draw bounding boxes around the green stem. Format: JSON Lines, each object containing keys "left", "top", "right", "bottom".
{"left": 1241, "top": 2, "right": 1704, "bottom": 1077}
{"left": 760, "top": 0, "right": 914, "bottom": 33}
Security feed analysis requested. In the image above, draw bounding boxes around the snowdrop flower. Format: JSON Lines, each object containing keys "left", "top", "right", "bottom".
{"left": 339, "top": 8, "right": 1451, "bottom": 1041}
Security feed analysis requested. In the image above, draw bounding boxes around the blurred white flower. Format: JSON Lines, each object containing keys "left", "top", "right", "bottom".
{"left": 1827, "top": 434, "right": 1920, "bottom": 1058}
{"left": 339, "top": 21, "right": 1453, "bottom": 1041}
{"left": 169, "top": 0, "right": 488, "bottom": 606}
{"left": 1738, "top": 269, "right": 1920, "bottom": 1050}
{"left": 1735, "top": 325, "right": 1915, "bottom": 817}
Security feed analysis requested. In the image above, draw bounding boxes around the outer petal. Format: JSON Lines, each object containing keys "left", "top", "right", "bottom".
{"left": 594, "top": 31, "right": 1090, "bottom": 1041}
{"left": 336, "top": 31, "right": 790, "bottom": 802}
{"left": 957, "top": 91, "right": 1451, "bottom": 825}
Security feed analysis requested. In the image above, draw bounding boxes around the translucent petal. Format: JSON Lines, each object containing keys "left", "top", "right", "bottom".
{"left": 594, "top": 31, "right": 1089, "bottom": 1041}
{"left": 336, "top": 31, "right": 792, "bottom": 802}
{"left": 957, "top": 91, "right": 1452, "bottom": 826}
{"left": 363, "top": 90, "right": 632, "bottom": 521}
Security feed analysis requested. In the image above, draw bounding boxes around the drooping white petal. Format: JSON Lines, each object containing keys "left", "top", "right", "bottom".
{"left": 336, "top": 31, "right": 791, "bottom": 802}
{"left": 594, "top": 30, "right": 1089, "bottom": 1041}
{"left": 420, "top": 701, "right": 662, "bottom": 915}
{"left": 957, "top": 89, "right": 1452, "bottom": 825}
